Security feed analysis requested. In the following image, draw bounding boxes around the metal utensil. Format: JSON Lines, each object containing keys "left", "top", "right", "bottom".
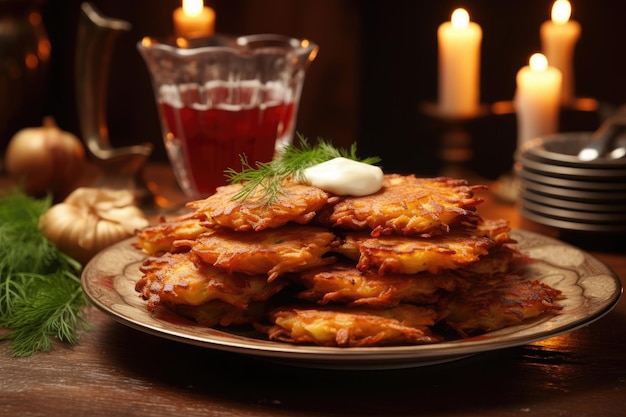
{"left": 578, "top": 105, "right": 626, "bottom": 161}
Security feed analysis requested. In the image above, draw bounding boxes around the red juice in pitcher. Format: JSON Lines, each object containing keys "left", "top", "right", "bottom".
{"left": 158, "top": 82, "right": 295, "bottom": 198}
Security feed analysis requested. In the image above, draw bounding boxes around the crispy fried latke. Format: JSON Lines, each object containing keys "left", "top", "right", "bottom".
{"left": 167, "top": 300, "right": 269, "bottom": 327}
{"left": 262, "top": 304, "right": 441, "bottom": 347}
{"left": 459, "top": 245, "right": 518, "bottom": 275}
{"left": 136, "top": 251, "right": 287, "bottom": 311}
{"left": 438, "top": 273, "right": 563, "bottom": 336}
{"left": 320, "top": 174, "right": 485, "bottom": 237}
{"left": 188, "top": 224, "right": 339, "bottom": 281}
{"left": 337, "top": 227, "right": 497, "bottom": 275}
{"left": 455, "top": 219, "right": 519, "bottom": 274}
{"left": 186, "top": 182, "right": 332, "bottom": 232}
{"left": 133, "top": 170, "right": 565, "bottom": 348}
{"left": 473, "top": 218, "right": 514, "bottom": 244}
{"left": 136, "top": 211, "right": 209, "bottom": 256}
{"left": 295, "top": 262, "right": 462, "bottom": 307}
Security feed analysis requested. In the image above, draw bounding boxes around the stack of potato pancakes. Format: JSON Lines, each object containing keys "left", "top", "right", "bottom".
{"left": 135, "top": 174, "right": 562, "bottom": 347}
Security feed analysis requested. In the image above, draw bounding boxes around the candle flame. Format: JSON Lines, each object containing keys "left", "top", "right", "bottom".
{"left": 182, "top": 0, "right": 204, "bottom": 17}
{"left": 529, "top": 53, "right": 548, "bottom": 72}
{"left": 551, "top": 0, "right": 571, "bottom": 24}
{"left": 176, "top": 37, "right": 190, "bottom": 48}
{"left": 140, "top": 36, "right": 154, "bottom": 47}
{"left": 451, "top": 8, "right": 470, "bottom": 29}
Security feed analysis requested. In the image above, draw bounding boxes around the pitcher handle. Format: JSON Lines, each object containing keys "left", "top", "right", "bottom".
{"left": 75, "top": 2, "right": 153, "bottom": 180}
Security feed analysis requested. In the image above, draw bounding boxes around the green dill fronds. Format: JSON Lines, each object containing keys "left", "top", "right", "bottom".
{"left": 224, "top": 134, "right": 381, "bottom": 203}
{"left": 0, "top": 190, "right": 58, "bottom": 274}
{"left": 0, "top": 188, "right": 90, "bottom": 357}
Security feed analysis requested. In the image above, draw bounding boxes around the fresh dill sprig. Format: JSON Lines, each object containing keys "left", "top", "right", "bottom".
{"left": 0, "top": 189, "right": 90, "bottom": 357}
{"left": 224, "top": 134, "right": 381, "bottom": 203}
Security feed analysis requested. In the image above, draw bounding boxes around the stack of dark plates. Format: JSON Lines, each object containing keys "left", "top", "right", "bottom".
{"left": 517, "top": 132, "right": 626, "bottom": 234}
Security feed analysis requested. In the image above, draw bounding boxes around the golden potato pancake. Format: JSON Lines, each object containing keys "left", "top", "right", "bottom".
{"left": 321, "top": 174, "right": 485, "bottom": 237}
{"left": 136, "top": 211, "right": 209, "bottom": 256}
{"left": 136, "top": 251, "right": 287, "bottom": 311}
{"left": 459, "top": 245, "right": 518, "bottom": 275}
{"left": 439, "top": 273, "right": 562, "bottom": 336}
{"left": 295, "top": 262, "right": 462, "bottom": 307}
{"left": 189, "top": 224, "right": 339, "bottom": 281}
{"left": 133, "top": 171, "right": 565, "bottom": 348}
{"left": 186, "top": 182, "right": 331, "bottom": 232}
{"left": 262, "top": 304, "right": 441, "bottom": 347}
{"left": 473, "top": 217, "right": 514, "bottom": 244}
{"left": 336, "top": 227, "right": 496, "bottom": 275}
{"left": 167, "top": 300, "right": 268, "bottom": 327}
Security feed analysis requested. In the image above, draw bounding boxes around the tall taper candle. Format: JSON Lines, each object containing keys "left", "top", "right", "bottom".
{"left": 515, "top": 53, "right": 562, "bottom": 149}
{"left": 173, "top": 0, "right": 215, "bottom": 38}
{"left": 437, "top": 8, "right": 482, "bottom": 117}
{"left": 540, "top": 0, "right": 580, "bottom": 105}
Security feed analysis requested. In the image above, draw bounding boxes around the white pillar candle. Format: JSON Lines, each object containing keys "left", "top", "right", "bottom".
{"left": 173, "top": 0, "right": 215, "bottom": 38}
{"left": 515, "top": 53, "right": 562, "bottom": 149}
{"left": 540, "top": 0, "right": 581, "bottom": 105}
{"left": 437, "top": 8, "right": 482, "bottom": 117}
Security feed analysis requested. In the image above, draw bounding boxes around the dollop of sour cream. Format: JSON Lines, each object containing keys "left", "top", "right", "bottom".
{"left": 302, "top": 157, "right": 384, "bottom": 196}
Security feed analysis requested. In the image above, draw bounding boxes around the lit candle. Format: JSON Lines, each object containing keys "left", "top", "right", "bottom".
{"left": 437, "top": 8, "right": 482, "bottom": 117}
{"left": 540, "top": 0, "right": 581, "bottom": 105}
{"left": 514, "top": 53, "right": 562, "bottom": 149}
{"left": 173, "top": 0, "right": 215, "bottom": 38}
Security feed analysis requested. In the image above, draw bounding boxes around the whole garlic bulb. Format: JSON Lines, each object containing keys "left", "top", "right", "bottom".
{"left": 5, "top": 117, "right": 85, "bottom": 199}
{"left": 39, "top": 187, "right": 149, "bottom": 265}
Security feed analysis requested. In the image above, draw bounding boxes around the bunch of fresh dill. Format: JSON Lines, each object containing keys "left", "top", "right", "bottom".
{"left": 0, "top": 189, "right": 90, "bottom": 357}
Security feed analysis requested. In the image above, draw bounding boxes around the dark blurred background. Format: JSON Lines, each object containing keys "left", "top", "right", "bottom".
{"left": 2, "top": 0, "right": 625, "bottom": 180}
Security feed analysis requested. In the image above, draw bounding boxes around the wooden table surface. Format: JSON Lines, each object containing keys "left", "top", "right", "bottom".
{"left": 1, "top": 164, "right": 625, "bottom": 417}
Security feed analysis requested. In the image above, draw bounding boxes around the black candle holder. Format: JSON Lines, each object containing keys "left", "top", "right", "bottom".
{"left": 420, "top": 97, "right": 602, "bottom": 202}
{"left": 420, "top": 101, "right": 490, "bottom": 182}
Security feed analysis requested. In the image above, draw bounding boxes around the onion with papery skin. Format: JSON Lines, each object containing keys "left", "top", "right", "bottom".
{"left": 4, "top": 117, "right": 85, "bottom": 198}
{"left": 39, "top": 187, "right": 149, "bottom": 265}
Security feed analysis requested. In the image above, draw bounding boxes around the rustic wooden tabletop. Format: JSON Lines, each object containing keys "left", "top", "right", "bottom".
{"left": 1, "top": 164, "right": 624, "bottom": 417}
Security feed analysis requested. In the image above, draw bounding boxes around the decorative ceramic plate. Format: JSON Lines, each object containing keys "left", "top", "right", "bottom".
{"left": 519, "top": 178, "right": 626, "bottom": 202}
{"left": 521, "top": 131, "right": 626, "bottom": 168}
{"left": 521, "top": 189, "right": 626, "bottom": 213}
{"left": 520, "top": 198, "right": 626, "bottom": 224}
{"left": 519, "top": 207, "right": 626, "bottom": 234}
{"left": 520, "top": 155, "right": 626, "bottom": 179}
{"left": 519, "top": 167, "right": 626, "bottom": 191}
{"left": 82, "top": 230, "right": 622, "bottom": 370}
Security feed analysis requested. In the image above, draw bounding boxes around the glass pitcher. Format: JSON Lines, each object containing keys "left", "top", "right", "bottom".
{"left": 137, "top": 34, "right": 318, "bottom": 199}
